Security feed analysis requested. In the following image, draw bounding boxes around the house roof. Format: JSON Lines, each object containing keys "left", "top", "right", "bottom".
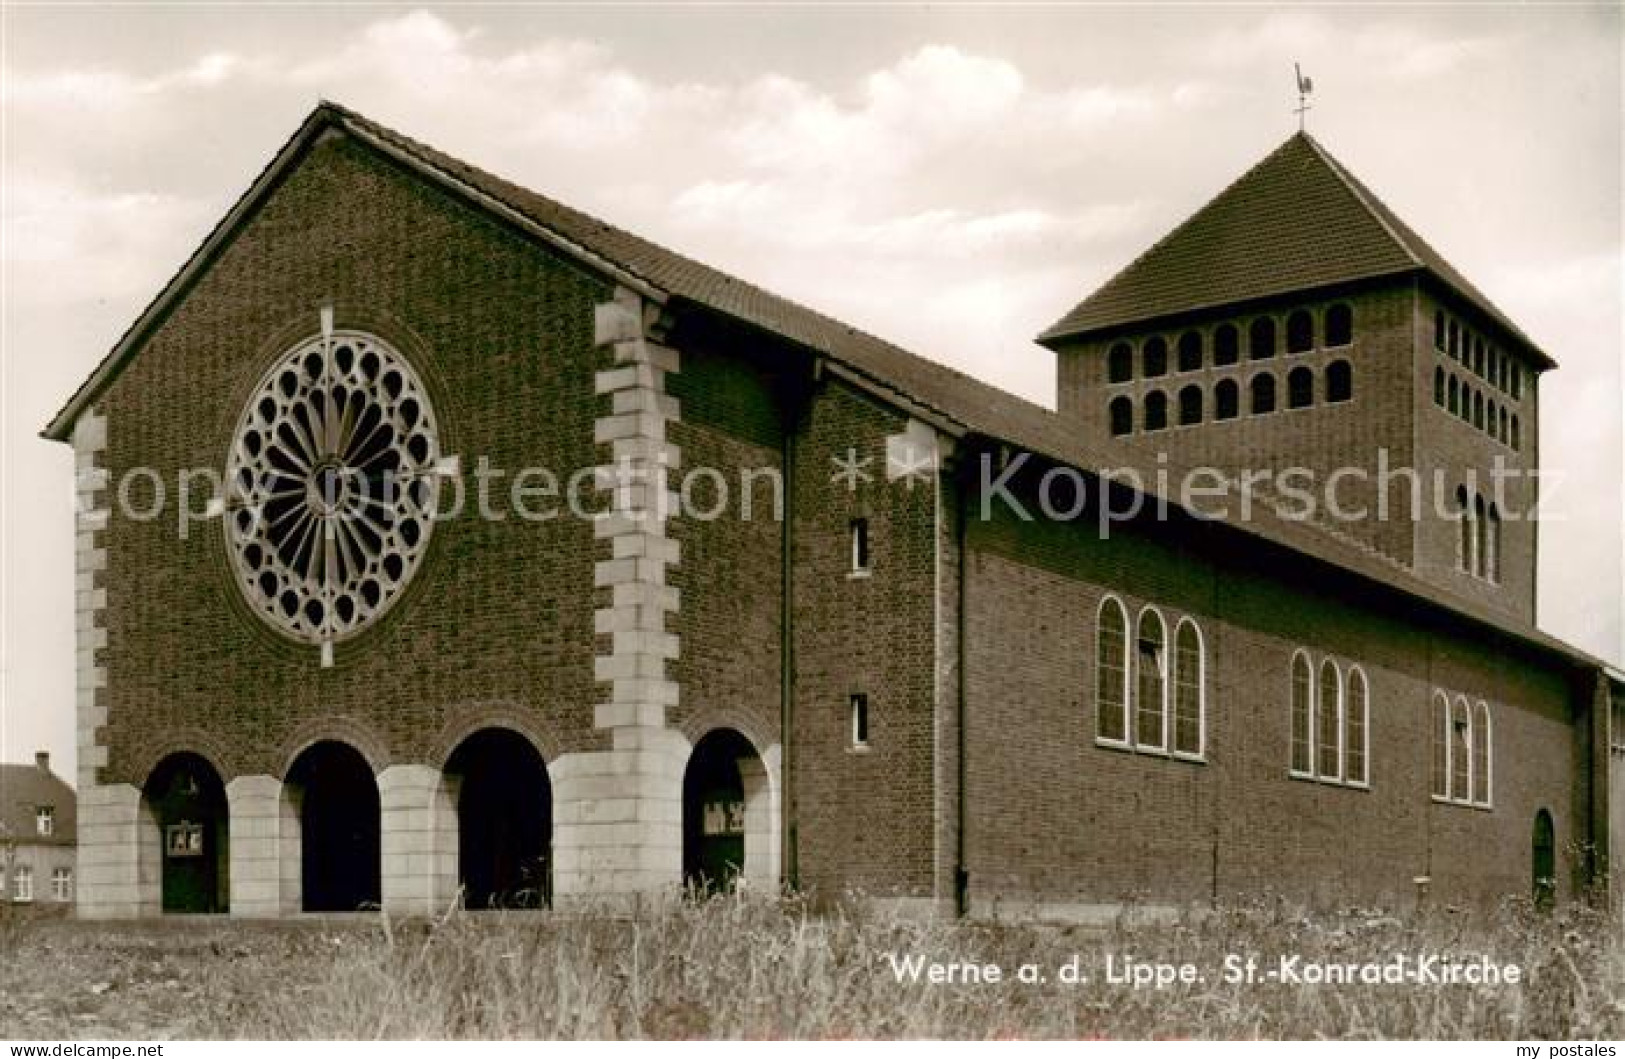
{"left": 1036, "top": 132, "right": 1554, "bottom": 369}
{"left": 0, "top": 761, "right": 76, "bottom": 847}
{"left": 42, "top": 103, "right": 1607, "bottom": 675}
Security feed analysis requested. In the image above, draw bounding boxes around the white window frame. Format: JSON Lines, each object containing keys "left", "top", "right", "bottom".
{"left": 13, "top": 866, "right": 32, "bottom": 903}
{"left": 1289, "top": 649, "right": 1315, "bottom": 778}
{"left": 1473, "top": 700, "right": 1493, "bottom": 808}
{"left": 1094, "top": 594, "right": 1132, "bottom": 749}
{"left": 1133, "top": 606, "right": 1170, "bottom": 754}
{"left": 36, "top": 806, "right": 54, "bottom": 837}
{"left": 51, "top": 867, "right": 72, "bottom": 902}
{"left": 1316, "top": 658, "right": 1344, "bottom": 783}
{"left": 849, "top": 693, "right": 869, "bottom": 750}
{"left": 1171, "top": 617, "right": 1206, "bottom": 761}
{"left": 848, "top": 518, "right": 871, "bottom": 579}
{"left": 1344, "top": 665, "right": 1371, "bottom": 788}
{"left": 1450, "top": 694, "right": 1474, "bottom": 804}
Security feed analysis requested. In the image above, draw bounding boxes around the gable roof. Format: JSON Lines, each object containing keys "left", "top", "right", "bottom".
{"left": 41, "top": 103, "right": 1606, "bottom": 674}
{"left": 1037, "top": 132, "right": 1554, "bottom": 368}
{"left": 0, "top": 761, "right": 76, "bottom": 847}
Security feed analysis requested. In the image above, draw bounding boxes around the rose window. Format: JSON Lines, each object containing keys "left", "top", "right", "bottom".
{"left": 223, "top": 323, "right": 448, "bottom": 659}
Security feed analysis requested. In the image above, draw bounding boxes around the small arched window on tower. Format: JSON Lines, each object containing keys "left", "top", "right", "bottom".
{"left": 1498, "top": 406, "right": 1509, "bottom": 445}
{"left": 1290, "top": 650, "right": 1313, "bottom": 776}
{"left": 1134, "top": 607, "right": 1168, "bottom": 752}
{"left": 1143, "top": 337, "right": 1169, "bottom": 378}
{"left": 1488, "top": 504, "right": 1502, "bottom": 583}
{"left": 1511, "top": 415, "right": 1521, "bottom": 451}
{"left": 1456, "top": 485, "right": 1473, "bottom": 572}
{"left": 1325, "top": 360, "right": 1353, "bottom": 403}
{"left": 1447, "top": 375, "right": 1460, "bottom": 415}
{"left": 1488, "top": 399, "right": 1499, "bottom": 440}
{"left": 1095, "top": 596, "right": 1129, "bottom": 744}
{"left": 1178, "top": 384, "right": 1203, "bottom": 426}
{"left": 1250, "top": 373, "right": 1276, "bottom": 415}
{"left": 1473, "top": 494, "right": 1488, "bottom": 579}
{"left": 1107, "top": 342, "right": 1134, "bottom": 384}
{"left": 1448, "top": 319, "right": 1460, "bottom": 359}
{"left": 1249, "top": 317, "right": 1276, "bottom": 360}
{"left": 1473, "top": 390, "right": 1485, "bottom": 430}
{"left": 1214, "top": 379, "right": 1240, "bottom": 421}
{"left": 1143, "top": 391, "right": 1168, "bottom": 431}
{"left": 1287, "top": 310, "right": 1314, "bottom": 354}
{"left": 1177, "top": 331, "right": 1203, "bottom": 372}
{"left": 1109, "top": 396, "right": 1134, "bottom": 437}
{"left": 1434, "top": 367, "right": 1445, "bottom": 407}
{"left": 1473, "top": 338, "right": 1486, "bottom": 377}
{"left": 1325, "top": 303, "right": 1353, "bottom": 347}
{"left": 1434, "top": 310, "right": 1445, "bottom": 351}
{"left": 1511, "top": 366, "right": 1522, "bottom": 401}
{"left": 1287, "top": 366, "right": 1314, "bottom": 409}
{"left": 1214, "top": 324, "right": 1239, "bottom": 366}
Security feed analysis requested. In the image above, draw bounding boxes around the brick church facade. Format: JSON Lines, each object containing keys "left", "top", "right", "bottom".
{"left": 46, "top": 103, "right": 1624, "bottom": 919}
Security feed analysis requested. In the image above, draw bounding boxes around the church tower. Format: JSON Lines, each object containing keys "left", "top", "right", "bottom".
{"left": 1038, "top": 132, "right": 1548, "bottom": 624}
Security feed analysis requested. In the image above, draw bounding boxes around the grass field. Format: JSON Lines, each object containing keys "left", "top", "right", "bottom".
{"left": 2, "top": 894, "right": 1622, "bottom": 1039}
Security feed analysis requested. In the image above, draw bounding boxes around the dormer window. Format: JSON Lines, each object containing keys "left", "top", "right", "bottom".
{"left": 36, "top": 807, "right": 54, "bottom": 837}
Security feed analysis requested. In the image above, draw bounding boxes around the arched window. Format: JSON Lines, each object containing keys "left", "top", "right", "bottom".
{"left": 1177, "top": 331, "right": 1203, "bottom": 372}
{"left": 1178, "top": 384, "right": 1203, "bottom": 426}
{"left": 1488, "top": 399, "right": 1500, "bottom": 440}
{"left": 1287, "top": 366, "right": 1314, "bottom": 409}
{"left": 1250, "top": 373, "right": 1276, "bottom": 414}
{"left": 1290, "top": 651, "right": 1313, "bottom": 776}
{"left": 1456, "top": 485, "right": 1472, "bottom": 572}
{"left": 1511, "top": 367, "right": 1522, "bottom": 400}
{"left": 1143, "top": 391, "right": 1168, "bottom": 431}
{"left": 1107, "top": 342, "right": 1134, "bottom": 383}
{"left": 1450, "top": 695, "right": 1472, "bottom": 802}
{"left": 1346, "top": 666, "right": 1368, "bottom": 786}
{"left": 1447, "top": 374, "right": 1459, "bottom": 415}
{"left": 1473, "top": 390, "right": 1485, "bottom": 430}
{"left": 1249, "top": 317, "right": 1276, "bottom": 360}
{"left": 1325, "top": 303, "right": 1353, "bottom": 347}
{"left": 1214, "top": 324, "right": 1239, "bottom": 366}
{"left": 1431, "top": 691, "right": 1450, "bottom": 798}
{"left": 1317, "top": 659, "right": 1342, "bottom": 780}
{"left": 1488, "top": 505, "right": 1502, "bottom": 583}
{"left": 1498, "top": 406, "right": 1509, "bottom": 444}
{"left": 1532, "top": 809, "right": 1555, "bottom": 909}
{"left": 1134, "top": 608, "right": 1168, "bottom": 752}
{"left": 1109, "top": 396, "right": 1133, "bottom": 437}
{"left": 1214, "top": 379, "right": 1239, "bottom": 420}
{"left": 1448, "top": 319, "right": 1460, "bottom": 359}
{"left": 1511, "top": 415, "right": 1521, "bottom": 450}
{"left": 1143, "top": 337, "right": 1168, "bottom": 378}
{"left": 1473, "top": 338, "right": 1486, "bottom": 377}
{"left": 1172, "top": 618, "right": 1204, "bottom": 758}
{"left": 1433, "top": 310, "right": 1445, "bottom": 350}
{"left": 1095, "top": 596, "right": 1129, "bottom": 744}
{"left": 1325, "top": 360, "right": 1353, "bottom": 403}
{"left": 1474, "top": 494, "right": 1488, "bottom": 579}
{"left": 1434, "top": 367, "right": 1445, "bottom": 407}
{"left": 1472, "top": 700, "right": 1491, "bottom": 806}
{"left": 1287, "top": 309, "right": 1314, "bottom": 354}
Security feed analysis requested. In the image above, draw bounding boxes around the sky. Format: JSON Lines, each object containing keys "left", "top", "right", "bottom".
{"left": 2, "top": 4, "right": 1621, "bottom": 781}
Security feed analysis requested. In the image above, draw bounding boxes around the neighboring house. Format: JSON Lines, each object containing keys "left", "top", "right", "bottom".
{"left": 42, "top": 103, "right": 1621, "bottom": 920}
{"left": 0, "top": 753, "right": 77, "bottom": 908}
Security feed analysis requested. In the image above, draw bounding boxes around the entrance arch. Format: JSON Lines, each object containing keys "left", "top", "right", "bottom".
{"left": 286, "top": 740, "right": 380, "bottom": 912}
{"left": 143, "top": 753, "right": 229, "bottom": 913}
{"left": 445, "top": 729, "right": 552, "bottom": 908}
{"left": 682, "top": 728, "right": 775, "bottom": 894}
{"left": 1532, "top": 808, "right": 1556, "bottom": 910}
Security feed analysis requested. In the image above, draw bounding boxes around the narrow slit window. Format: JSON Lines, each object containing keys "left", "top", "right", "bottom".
{"left": 849, "top": 518, "right": 871, "bottom": 575}
{"left": 850, "top": 693, "right": 869, "bottom": 748}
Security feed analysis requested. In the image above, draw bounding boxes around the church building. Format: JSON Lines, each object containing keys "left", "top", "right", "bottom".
{"left": 45, "top": 102, "right": 1624, "bottom": 919}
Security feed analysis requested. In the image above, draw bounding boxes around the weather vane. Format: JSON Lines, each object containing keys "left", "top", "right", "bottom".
{"left": 1294, "top": 63, "right": 1314, "bottom": 131}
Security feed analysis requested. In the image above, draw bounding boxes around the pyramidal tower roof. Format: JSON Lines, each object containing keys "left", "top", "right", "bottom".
{"left": 1038, "top": 132, "right": 1550, "bottom": 366}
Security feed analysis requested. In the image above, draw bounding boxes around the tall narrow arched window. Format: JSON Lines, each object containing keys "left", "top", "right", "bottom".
{"left": 1290, "top": 651, "right": 1313, "bottom": 776}
{"left": 1345, "top": 667, "right": 1368, "bottom": 786}
{"left": 1473, "top": 390, "right": 1485, "bottom": 430}
{"left": 1511, "top": 415, "right": 1521, "bottom": 450}
{"left": 1214, "top": 379, "right": 1239, "bottom": 421}
{"left": 1325, "top": 303, "right": 1353, "bottom": 346}
{"left": 1109, "top": 396, "right": 1134, "bottom": 437}
{"left": 1287, "top": 366, "right": 1314, "bottom": 409}
{"left": 1489, "top": 400, "right": 1501, "bottom": 441}
{"left": 1250, "top": 373, "right": 1276, "bottom": 414}
{"left": 1143, "top": 337, "right": 1168, "bottom": 378}
{"left": 1431, "top": 691, "right": 1450, "bottom": 798}
{"left": 1434, "top": 367, "right": 1445, "bottom": 407}
{"left": 1448, "top": 319, "right": 1460, "bottom": 358}
{"left": 1107, "top": 342, "right": 1134, "bottom": 383}
{"left": 1317, "top": 659, "right": 1342, "bottom": 780}
{"left": 1472, "top": 700, "right": 1491, "bottom": 806}
{"left": 1488, "top": 505, "right": 1502, "bottom": 583}
{"left": 1287, "top": 309, "right": 1314, "bottom": 354}
{"left": 1456, "top": 485, "right": 1473, "bottom": 573}
{"left": 1448, "top": 374, "right": 1460, "bottom": 415}
{"left": 1433, "top": 310, "right": 1444, "bottom": 350}
{"left": 1249, "top": 317, "right": 1276, "bottom": 360}
{"left": 1143, "top": 391, "right": 1168, "bottom": 431}
{"left": 1095, "top": 596, "right": 1129, "bottom": 744}
{"left": 1214, "top": 323, "right": 1239, "bottom": 366}
{"left": 1451, "top": 695, "right": 1472, "bottom": 802}
{"left": 1134, "top": 608, "right": 1168, "bottom": 752}
{"left": 1325, "top": 360, "right": 1353, "bottom": 403}
{"left": 1532, "top": 809, "right": 1555, "bottom": 909}
{"left": 1511, "top": 367, "right": 1522, "bottom": 400}
{"left": 1173, "top": 619, "right": 1204, "bottom": 758}
{"left": 1177, "top": 331, "right": 1203, "bottom": 372}
{"left": 1473, "top": 338, "right": 1486, "bottom": 377}
{"left": 1178, "top": 384, "right": 1203, "bottom": 426}
{"left": 1498, "top": 406, "right": 1509, "bottom": 444}
{"left": 1474, "top": 494, "right": 1488, "bottom": 579}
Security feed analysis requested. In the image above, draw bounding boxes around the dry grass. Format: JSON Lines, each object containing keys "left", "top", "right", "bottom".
{"left": 2, "top": 894, "right": 1622, "bottom": 1039}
